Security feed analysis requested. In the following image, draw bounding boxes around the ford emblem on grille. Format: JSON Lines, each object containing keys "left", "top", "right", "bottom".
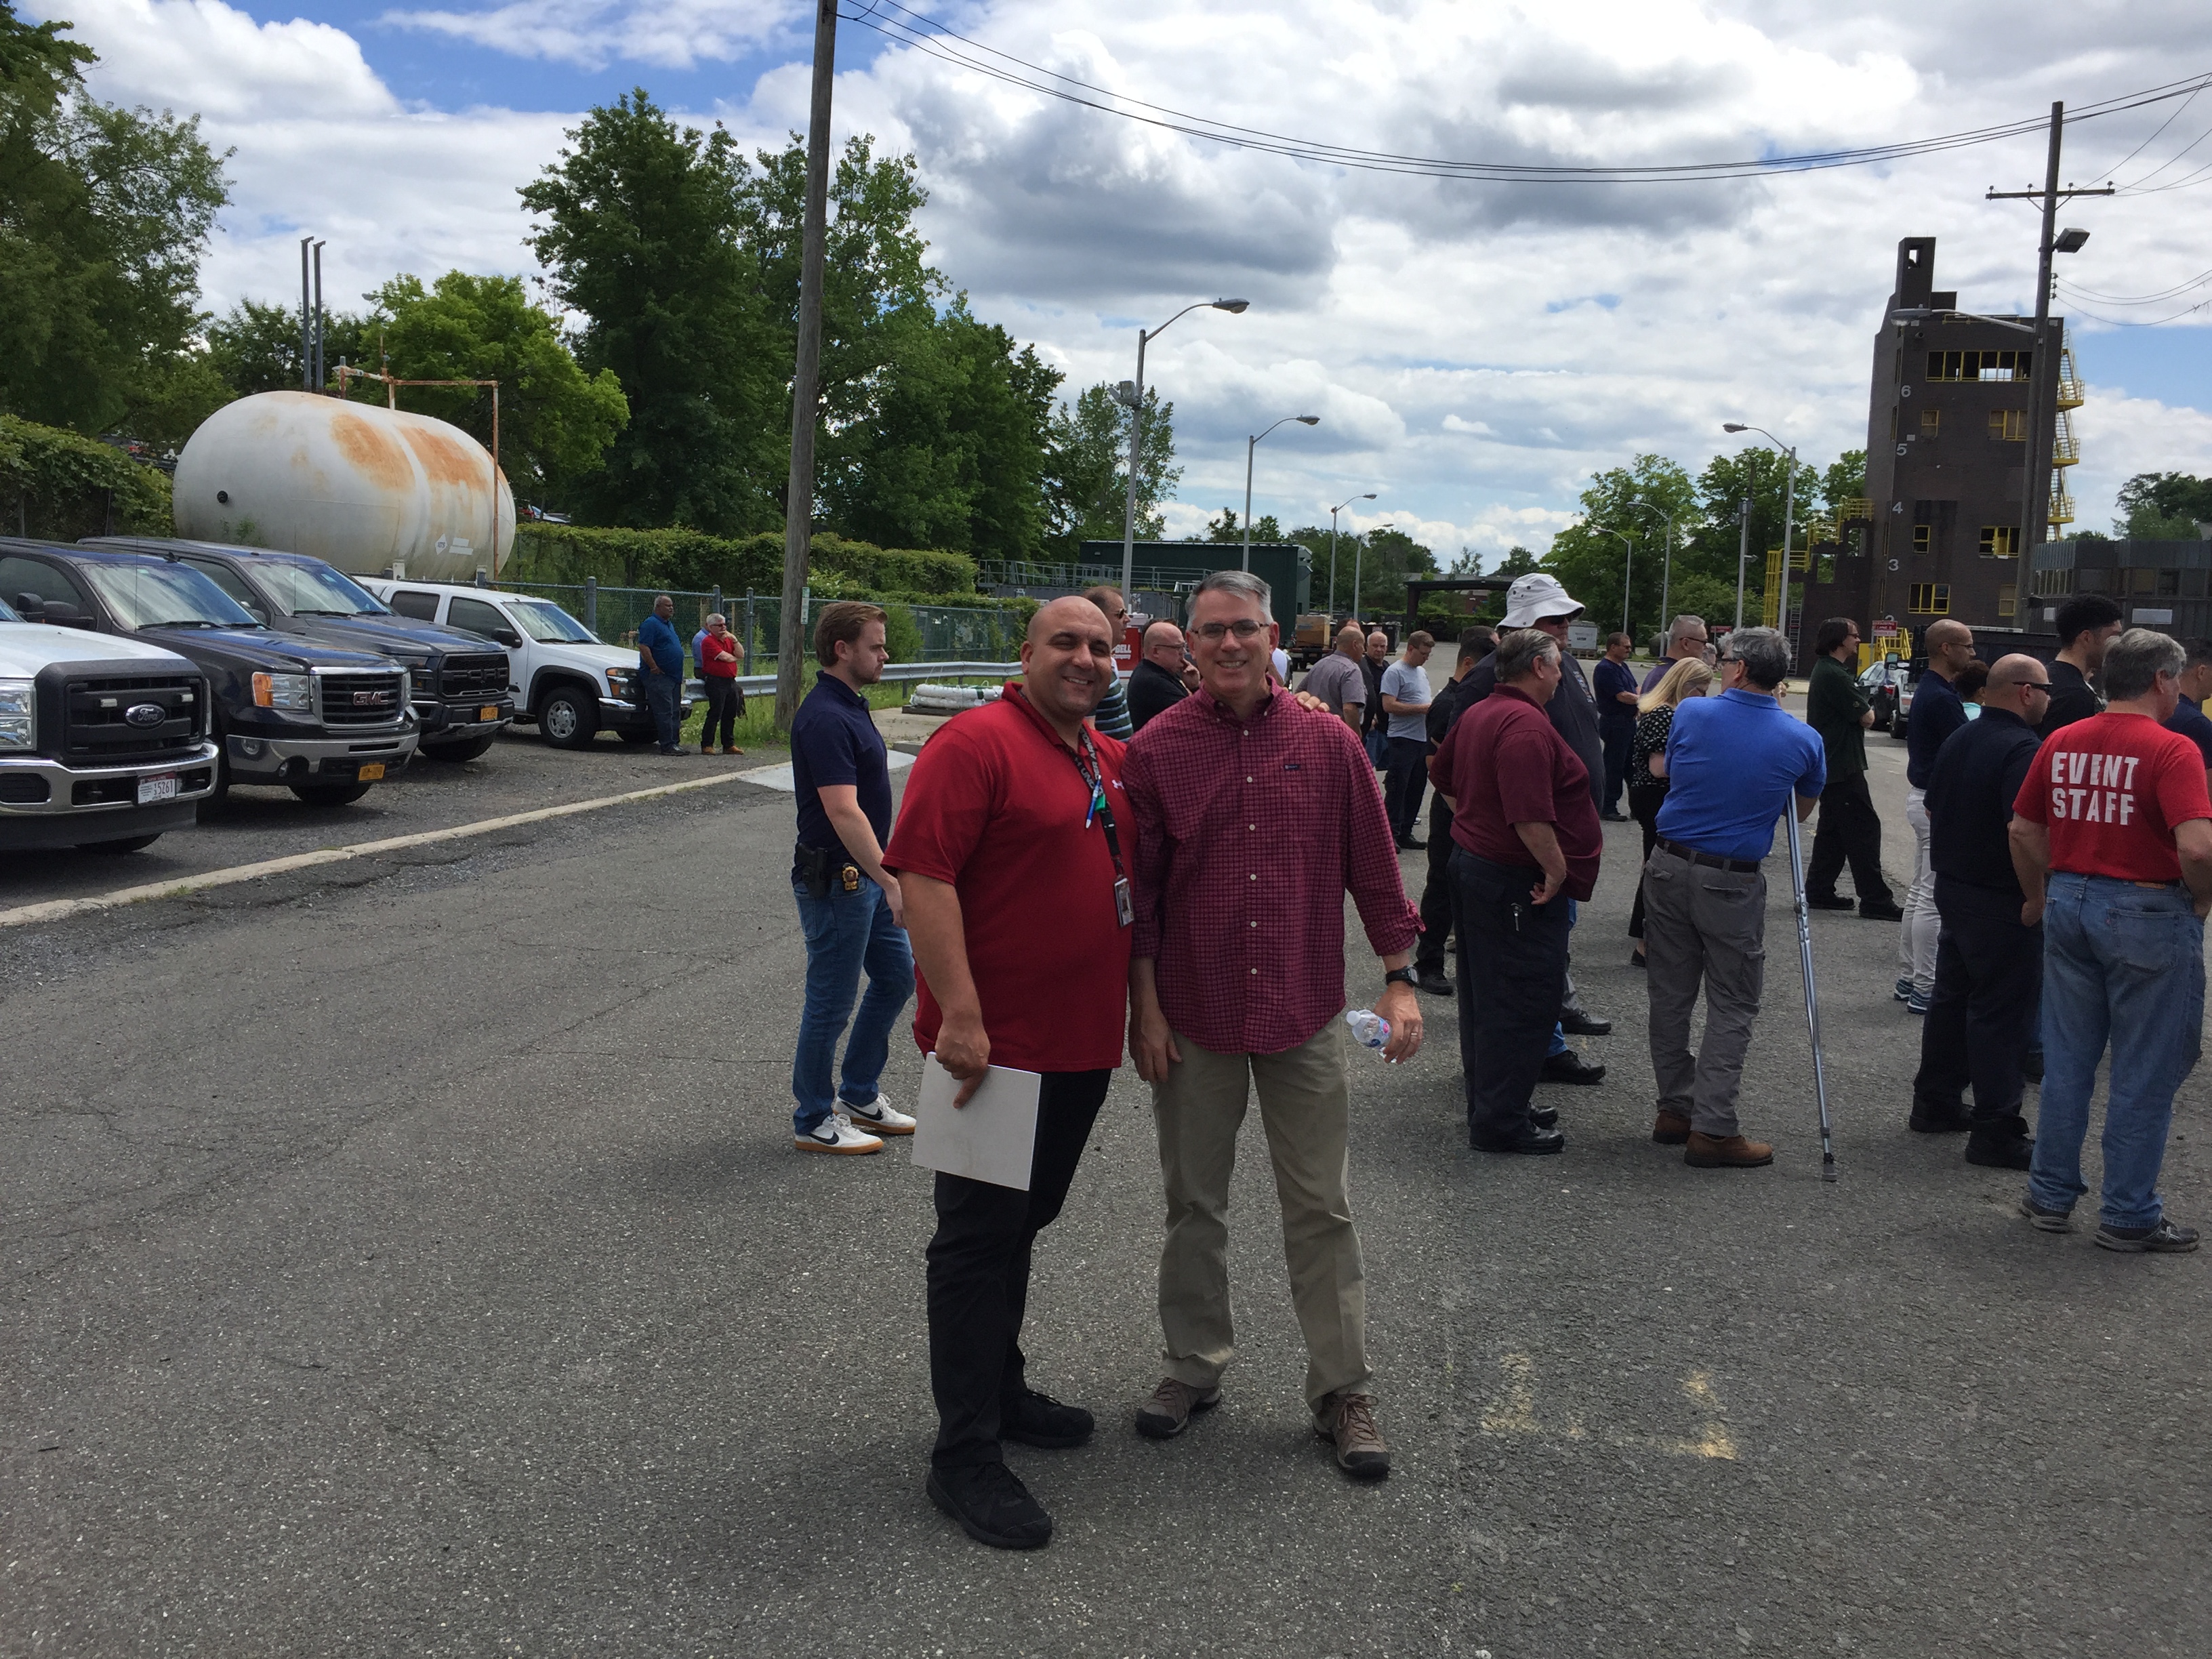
{"left": 352, "top": 690, "right": 393, "bottom": 706}
{"left": 124, "top": 702, "right": 166, "bottom": 728}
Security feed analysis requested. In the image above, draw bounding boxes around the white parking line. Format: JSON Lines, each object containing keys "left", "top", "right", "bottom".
{"left": 0, "top": 764, "right": 785, "bottom": 931}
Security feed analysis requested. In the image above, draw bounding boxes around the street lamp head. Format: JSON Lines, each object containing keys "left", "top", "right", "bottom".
{"left": 1723, "top": 423, "right": 1748, "bottom": 433}
{"left": 1213, "top": 298, "right": 1250, "bottom": 313}
{"left": 1296, "top": 415, "right": 1319, "bottom": 426}
{"left": 2053, "top": 228, "right": 2089, "bottom": 254}
{"left": 1113, "top": 380, "right": 1140, "bottom": 408}
{"left": 1360, "top": 492, "right": 1376, "bottom": 499}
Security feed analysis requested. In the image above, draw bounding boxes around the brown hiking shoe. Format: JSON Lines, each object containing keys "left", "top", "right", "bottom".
{"left": 1134, "top": 1376, "right": 1219, "bottom": 1440}
{"left": 1652, "top": 1109, "right": 1692, "bottom": 1145}
{"left": 1685, "top": 1131, "right": 1774, "bottom": 1169}
{"left": 1314, "top": 1391, "right": 1391, "bottom": 1480}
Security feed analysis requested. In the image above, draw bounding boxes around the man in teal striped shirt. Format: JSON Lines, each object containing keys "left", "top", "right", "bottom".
{"left": 1084, "top": 586, "right": 1135, "bottom": 739}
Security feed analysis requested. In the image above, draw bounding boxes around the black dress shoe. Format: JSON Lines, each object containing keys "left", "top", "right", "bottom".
{"left": 926, "top": 1460, "right": 1052, "bottom": 1550}
{"left": 1600, "top": 810, "right": 1629, "bottom": 822}
{"left": 1859, "top": 899, "right": 1906, "bottom": 922}
{"left": 1395, "top": 836, "right": 1427, "bottom": 851}
{"left": 1908, "top": 1103, "right": 1974, "bottom": 1134}
{"left": 1540, "top": 1050, "right": 1606, "bottom": 1086}
{"left": 1530, "top": 1105, "right": 1559, "bottom": 1130}
{"left": 1804, "top": 893, "right": 1855, "bottom": 911}
{"left": 1964, "top": 1129, "right": 2035, "bottom": 1170}
{"left": 1471, "top": 1124, "right": 1567, "bottom": 1155}
{"left": 1413, "top": 968, "right": 1453, "bottom": 996}
{"left": 1559, "top": 1010, "right": 1612, "bottom": 1036}
{"left": 1001, "top": 1388, "right": 1094, "bottom": 1450}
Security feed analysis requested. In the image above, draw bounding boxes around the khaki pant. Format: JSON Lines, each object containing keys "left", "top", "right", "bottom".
{"left": 1152, "top": 1020, "right": 1371, "bottom": 1412}
{"left": 1642, "top": 845, "right": 1767, "bottom": 1138}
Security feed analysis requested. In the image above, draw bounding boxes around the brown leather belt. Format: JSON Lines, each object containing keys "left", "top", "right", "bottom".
{"left": 1657, "top": 838, "right": 1761, "bottom": 875}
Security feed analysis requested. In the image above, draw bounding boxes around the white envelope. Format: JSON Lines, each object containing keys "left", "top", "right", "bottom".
{"left": 911, "top": 1054, "right": 1042, "bottom": 1191}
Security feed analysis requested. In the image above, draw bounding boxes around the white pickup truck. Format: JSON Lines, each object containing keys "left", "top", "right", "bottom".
{"left": 0, "top": 593, "right": 221, "bottom": 853}
{"left": 356, "top": 578, "right": 689, "bottom": 749}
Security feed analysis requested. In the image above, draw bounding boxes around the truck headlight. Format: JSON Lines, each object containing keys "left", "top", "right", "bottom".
{"left": 251, "top": 672, "right": 314, "bottom": 712}
{"left": 0, "top": 678, "right": 33, "bottom": 751}
{"left": 406, "top": 665, "right": 432, "bottom": 700}
{"left": 606, "top": 668, "right": 634, "bottom": 698}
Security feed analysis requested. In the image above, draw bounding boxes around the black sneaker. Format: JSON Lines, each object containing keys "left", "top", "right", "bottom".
{"left": 1540, "top": 1050, "right": 1605, "bottom": 1086}
{"left": 2018, "top": 1194, "right": 2074, "bottom": 1233}
{"left": 926, "top": 1460, "right": 1052, "bottom": 1549}
{"left": 2094, "top": 1217, "right": 2200, "bottom": 1254}
{"left": 1859, "top": 899, "right": 1906, "bottom": 922}
{"left": 1964, "top": 1128, "right": 2034, "bottom": 1170}
{"left": 1002, "top": 1388, "right": 1094, "bottom": 1450}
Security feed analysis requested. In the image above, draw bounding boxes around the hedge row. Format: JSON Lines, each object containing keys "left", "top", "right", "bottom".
{"left": 506, "top": 524, "right": 980, "bottom": 599}
{"left": 0, "top": 416, "right": 173, "bottom": 541}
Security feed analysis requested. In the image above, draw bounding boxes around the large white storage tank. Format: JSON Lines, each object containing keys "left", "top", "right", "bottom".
{"left": 173, "top": 391, "right": 516, "bottom": 581}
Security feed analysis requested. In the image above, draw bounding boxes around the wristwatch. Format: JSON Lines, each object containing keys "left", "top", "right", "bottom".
{"left": 1382, "top": 967, "right": 1416, "bottom": 989}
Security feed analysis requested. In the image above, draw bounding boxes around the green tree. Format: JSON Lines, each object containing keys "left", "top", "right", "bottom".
{"left": 1544, "top": 455, "right": 1698, "bottom": 641}
{"left": 2114, "top": 471, "right": 2212, "bottom": 538}
{"left": 1822, "top": 449, "right": 1868, "bottom": 512}
{"left": 0, "top": 4, "right": 230, "bottom": 440}
{"left": 359, "top": 270, "right": 628, "bottom": 509}
{"left": 1044, "top": 382, "right": 1179, "bottom": 554}
{"left": 1689, "top": 446, "right": 1825, "bottom": 626}
{"left": 520, "top": 89, "right": 784, "bottom": 532}
{"left": 1205, "top": 507, "right": 1283, "bottom": 544}
{"left": 201, "top": 296, "right": 377, "bottom": 399}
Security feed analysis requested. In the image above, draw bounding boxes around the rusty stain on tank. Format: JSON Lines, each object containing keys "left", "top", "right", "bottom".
{"left": 400, "top": 425, "right": 488, "bottom": 490}
{"left": 329, "top": 410, "right": 415, "bottom": 491}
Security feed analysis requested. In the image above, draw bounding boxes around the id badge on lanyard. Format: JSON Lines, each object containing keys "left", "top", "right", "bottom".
{"left": 1074, "top": 730, "right": 1134, "bottom": 930}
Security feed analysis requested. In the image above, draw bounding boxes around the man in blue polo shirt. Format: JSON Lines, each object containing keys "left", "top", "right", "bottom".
{"left": 1643, "top": 626, "right": 1825, "bottom": 1170}
{"left": 636, "top": 594, "right": 690, "bottom": 754}
{"left": 788, "top": 600, "right": 917, "bottom": 1155}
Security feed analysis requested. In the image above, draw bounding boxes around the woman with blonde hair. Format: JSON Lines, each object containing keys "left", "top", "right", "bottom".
{"left": 1627, "top": 655, "right": 1717, "bottom": 965}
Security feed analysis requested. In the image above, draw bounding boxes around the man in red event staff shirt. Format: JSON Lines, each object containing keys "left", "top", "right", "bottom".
{"left": 1123, "top": 569, "right": 1422, "bottom": 1482}
{"left": 884, "top": 597, "right": 1132, "bottom": 1551}
{"left": 2009, "top": 628, "right": 2212, "bottom": 1253}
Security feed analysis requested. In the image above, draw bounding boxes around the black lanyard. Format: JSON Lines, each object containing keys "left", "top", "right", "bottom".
{"left": 1065, "top": 726, "right": 1128, "bottom": 880}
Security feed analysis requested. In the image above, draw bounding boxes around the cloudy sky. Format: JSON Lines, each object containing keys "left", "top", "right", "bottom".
{"left": 35, "top": 0, "right": 2212, "bottom": 554}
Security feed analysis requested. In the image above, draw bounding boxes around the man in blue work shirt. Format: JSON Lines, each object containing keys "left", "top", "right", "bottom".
{"left": 1898, "top": 620, "right": 1975, "bottom": 1010}
{"left": 1642, "top": 626, "right": 1826, "bottom": 1170}
{"left": 636, "top": 593, "right": 689, "bottom": 755}
{"left": 789, "top": 600, "right": 917, "bottom": 1155}
{"left": 2165, "top": 638, "right": 2212, "bottom": 789}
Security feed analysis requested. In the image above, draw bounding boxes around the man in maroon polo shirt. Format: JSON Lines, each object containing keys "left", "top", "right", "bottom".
{"left": 1431, "top": 628, "right": 1603, "bottom": 1155}
{"left": 885, "top": 596, "right": 1134, "bottom": 1551}
{"left": 1122, "top": 569, "right": 1422, "bottom": 1481}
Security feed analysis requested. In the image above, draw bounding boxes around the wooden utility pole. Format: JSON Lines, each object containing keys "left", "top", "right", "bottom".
{"left": 776, "top": 0, "right": 839, "bottom": 733}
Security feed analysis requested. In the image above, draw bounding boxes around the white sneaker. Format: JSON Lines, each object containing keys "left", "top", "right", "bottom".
{"left": 795, "top": 1111, "right": 884, "bottom": 1155}
{"left": 842, "top": 1094, "right": 916, "bottom": 1136}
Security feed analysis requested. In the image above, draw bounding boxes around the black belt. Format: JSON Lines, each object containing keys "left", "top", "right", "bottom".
{"left": 1657, "top": 838, "right": 1761, "bottom": 874}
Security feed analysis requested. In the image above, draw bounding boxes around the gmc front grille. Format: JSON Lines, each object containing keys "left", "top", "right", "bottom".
{"left": 317, "top": 671, "right": 409, "bottom": 728}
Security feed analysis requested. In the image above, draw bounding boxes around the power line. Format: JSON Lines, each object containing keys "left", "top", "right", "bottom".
{"left": 838, "top": 5, "right": 2212, "bottom": 186}
{"left": 2056, "top": 267, "right": 2212, "bottom": 304}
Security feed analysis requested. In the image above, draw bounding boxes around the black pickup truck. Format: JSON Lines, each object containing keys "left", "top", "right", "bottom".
{"left": 87, "top": 538, "right": 514, "bottom": 761}
{"left": 0, "top": 541, "right": 417, "bottom": 806}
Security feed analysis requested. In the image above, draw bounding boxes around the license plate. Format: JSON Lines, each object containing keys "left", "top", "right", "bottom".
{"left": 135, "top": 773, "right": 178, "bottom": 805}
{"left": 478, "top": 705, "right": 499, "bottom": 721}
{"left": 358, "top": 763, "right": 386, "bottom": 782}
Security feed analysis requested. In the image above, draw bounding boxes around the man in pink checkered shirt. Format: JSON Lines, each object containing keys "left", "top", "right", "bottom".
{"left": 1121, "top": 569, "right": 1424, "bottom": 1481}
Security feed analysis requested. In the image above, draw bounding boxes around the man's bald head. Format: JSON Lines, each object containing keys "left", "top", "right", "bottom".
{"left": 1336, "top": 623, "right": 1364, "bottom": 657}
{"left": 1029, "top": 595, "right": 1110, "bottom": 645}
{"left": 1926, "top": 618, "right": 1971, "bottom": 651}
{"left": 1983, "top": 653, "right": 2052, "bottom": 720}
{"left": 1986, "top": 654, "right": 2045, "bottom": 694}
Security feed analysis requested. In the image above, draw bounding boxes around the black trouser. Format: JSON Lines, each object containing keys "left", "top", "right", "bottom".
{"left": 1626, "top": 785, "right": 1666, "bottom": 941}
{"left": 1452, "top": 849, "right": 1571, "bottom": 1143}
{"left": 700, "top": 677, "right": 742, "bottom": 749}
{"left": 1910, "top": 876, "right": 2042, "bottom": 1130}
{"left": 1600, "top": 721, "right": 1633, "bottom": 814}
{"left": 1414, "top": 794, "right": 1456, "bottom": 974}
{"left": 1384, "top": 737, "right": 1428, "bottom": 842}
{"left": 927, "top": 1067, "right": 1110, "bottom": 1471}
{"left": 1806, "top": 771, "right": 1893, "bottom": 905}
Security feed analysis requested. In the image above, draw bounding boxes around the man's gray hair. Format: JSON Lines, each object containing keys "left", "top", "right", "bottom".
{"left": 1497, "top": 626, "right": 1559, "bottom": 683}
{"left": 1191, "top": 568, "right": 1273, "bottom": 620}
{"left": 1670, "top": 614, "right": 1706, "bottom": 648}
{"left": 2102, "top": 627, "right": 2185, "bottom": 701}
{"left": 705, "top": 613, "right": 726, "bottom": 626}
{"left": 1725, "top": 626, "right": 1790, "bottom": 688}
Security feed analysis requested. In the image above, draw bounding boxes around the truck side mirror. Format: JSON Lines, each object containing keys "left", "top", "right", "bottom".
{"left": 492, "top": 627, "right": 522, "bottom": 649}
{"left": 41, "top": 599, "right": 85, "bottom": 626}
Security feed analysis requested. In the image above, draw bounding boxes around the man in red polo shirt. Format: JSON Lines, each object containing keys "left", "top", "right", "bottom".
{"left": 1431, "top": 627, "right": 1603, "bottom": 1155}
{"left": 884, "top": 596, "right": 1134, "bottom": 1551}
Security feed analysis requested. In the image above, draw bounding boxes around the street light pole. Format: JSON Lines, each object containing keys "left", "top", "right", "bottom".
{"left": 1725, "top": 424, "right": 1798, "bottom": 659}
{"left": 1629, "top": 497, "right": 1679, "bottom": 633}
{"left": 1329, "top": 492, "right": 1376, "bottom": 619}
{"left": 1589, "top": 526, "right": 1633, "bottom": 634}
{"left": 1242, "top": 413, "right": 1320, "bottom": 571}
{"left": 1119, "top": 298, "right": 1249, "bottom": 603}
{"left": 1735, "top": 493, "right": 1752, "bottom": 632}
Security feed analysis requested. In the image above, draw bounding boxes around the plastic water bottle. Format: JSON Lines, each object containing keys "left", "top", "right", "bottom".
{"left": 1345, "top": 1008, "right": 1391, "bottom": 1049}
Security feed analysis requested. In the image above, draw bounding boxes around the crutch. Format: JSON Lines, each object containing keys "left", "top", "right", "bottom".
{"left": 1784, "top": 806, "right": 1838, "bottom": 1181}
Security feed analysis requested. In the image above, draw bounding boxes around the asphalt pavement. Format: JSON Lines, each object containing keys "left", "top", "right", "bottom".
{"left": 3, "top": 697, "right": 2208, "bottom": 1658}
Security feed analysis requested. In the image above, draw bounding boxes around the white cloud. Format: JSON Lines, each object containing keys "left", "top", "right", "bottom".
{"left": 37, "top": 0, "right": 2212, "bottom": 551}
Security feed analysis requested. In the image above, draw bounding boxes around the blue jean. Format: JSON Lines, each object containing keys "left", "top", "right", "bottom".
{"left": 791, "top": 879, "right": 915, "bottom": 1134}
{"left": 643, "top": 671, "right": 682, "bottom": 750}
{"left": 2029, "top": 873, "right": 2205, "bottom": 1227}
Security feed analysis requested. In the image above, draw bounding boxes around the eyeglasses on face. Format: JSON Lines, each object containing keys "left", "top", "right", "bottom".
{"left": 1191, "top": 619, "right": 1267, "bottom": 642}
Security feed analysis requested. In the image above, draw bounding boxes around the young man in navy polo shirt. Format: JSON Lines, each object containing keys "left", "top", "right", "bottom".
{"left": 636, "top": 593, "right": 689, "bottom": 754}
{"left": 787, "top": 602, "right": 916, "bottom": 1155}
{"left": 885, "top": 596, "right": 1134, "bottom": 1549}
{"left": 1643, "top": 626, "right": 1826, "bottom": 1169}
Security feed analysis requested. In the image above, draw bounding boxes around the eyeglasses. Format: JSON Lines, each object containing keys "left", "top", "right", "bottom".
{"left": 1191, "top": 619, "right": 1266, "bottom": 642}
{"left": 2022, "top": 682, "right": 2051, "bottom": 695}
